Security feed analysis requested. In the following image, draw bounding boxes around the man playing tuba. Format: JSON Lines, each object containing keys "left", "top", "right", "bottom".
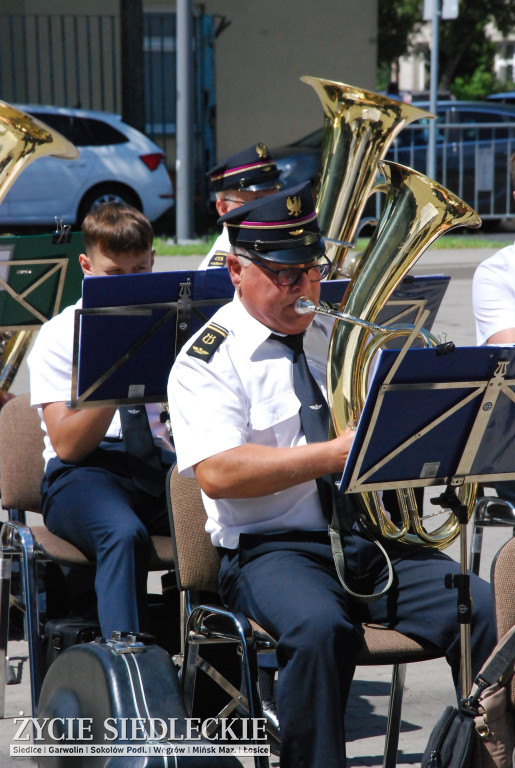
{"left": 168, "top": 182, "right": 496, "bottom": 768}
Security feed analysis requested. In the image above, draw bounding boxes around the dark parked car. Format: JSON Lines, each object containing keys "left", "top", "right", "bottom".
{"left": 272, "top": 100, "right": 515, "bottom": 226}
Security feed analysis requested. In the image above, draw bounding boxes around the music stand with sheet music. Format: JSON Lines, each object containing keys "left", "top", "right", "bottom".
{"left": 71, "top": 268, "right": 235, "bottom": 408}
{"left": 0, "top": 230, "right": 84, "bottom": 329}
{"left": 72, "top": 270, "right": 450, "bottom": 408}
{"left": 340, "top": 338, "right": 515, "bottom": 696}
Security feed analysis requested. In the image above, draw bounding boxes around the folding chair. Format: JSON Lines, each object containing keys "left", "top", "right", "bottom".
{"left": 469, "top": 483, "right": 515, "bottom": 575}
{"left": 0, "top": 393, "right": 175, "bottom": 718}
{"left": 490, "top": 536, "right": 515, "bottom": 709}
{"left": 167, "top": 464, "right": 443, "bottom": 768}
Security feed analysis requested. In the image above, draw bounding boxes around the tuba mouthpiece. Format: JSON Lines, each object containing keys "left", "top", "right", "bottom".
{"left": 295, "top": 297, "right": 316, "bottom": 315}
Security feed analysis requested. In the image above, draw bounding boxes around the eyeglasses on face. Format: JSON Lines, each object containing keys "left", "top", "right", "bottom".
{"left": 241, "top": 253, "right": 331, "bottom": 286}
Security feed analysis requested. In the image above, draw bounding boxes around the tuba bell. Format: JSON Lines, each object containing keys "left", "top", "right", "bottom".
{"left": 301, "top": 76, "right": 433, "bottom": 278}
{"left": 303, "top": 77, "right": 481, "bottom": 548}
{"left": 0, "top": 102, "right": 79, "bottom": 394}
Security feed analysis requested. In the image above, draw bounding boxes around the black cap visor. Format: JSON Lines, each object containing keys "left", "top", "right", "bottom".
{"left": 246, "top": 239, "right": 326, "bottom": 266}
{"left": 236, "top": 174, "right": 283, "bottom": 192}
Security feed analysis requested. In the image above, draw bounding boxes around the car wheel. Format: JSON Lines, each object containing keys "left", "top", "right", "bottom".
{"left": 77, "top": 184, "right": 141, "bottom": 224}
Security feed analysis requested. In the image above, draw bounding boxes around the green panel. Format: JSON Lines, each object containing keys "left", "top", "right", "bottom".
{"left": 0, "top": 232, "right": 84, "bottom": 328}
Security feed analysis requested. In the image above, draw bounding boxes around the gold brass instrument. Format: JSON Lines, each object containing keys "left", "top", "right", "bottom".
{"left": 302, "top": 74, "right": 482, "bottom": 548}
{"left": 0, "top": 102, "right": 79, "bottom": 393}
{"left": 322, "top": 159, "right": 481, "bottom": 548}
{"left": 301, "top": 76, "right": 433, "bottom": 278}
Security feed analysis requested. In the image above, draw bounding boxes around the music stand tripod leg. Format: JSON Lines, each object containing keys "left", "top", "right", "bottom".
{"left": 431, "top": 486, "right": 472, "bottom": 699}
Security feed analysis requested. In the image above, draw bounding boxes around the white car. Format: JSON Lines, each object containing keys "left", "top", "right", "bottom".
{"left": 0, "top": 104, "right": 174, "bottom": 227}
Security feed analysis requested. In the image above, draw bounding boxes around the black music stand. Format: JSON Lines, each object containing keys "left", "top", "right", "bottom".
{"left": 0, "top": 230, "right": 83, "bottom": 328}
{"left": 72, "top": 269, "right": 450, "bottom": 407}
{"left": 340, "top": 340, "right": 515, "bottom": 696}
{"left": 71, "top": 268, "right": 234, "bottom": 407}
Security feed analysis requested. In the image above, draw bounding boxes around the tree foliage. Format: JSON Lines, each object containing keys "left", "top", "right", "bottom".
{"left": 377, "top": 0, "right": 422, "bottom": 73}
{"left": 378, "top": 0, "right": 515, "bottom": 99}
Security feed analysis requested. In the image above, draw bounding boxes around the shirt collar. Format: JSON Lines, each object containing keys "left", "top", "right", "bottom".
{"left": 230, "top": 293, "right": 274, "bottom": 356}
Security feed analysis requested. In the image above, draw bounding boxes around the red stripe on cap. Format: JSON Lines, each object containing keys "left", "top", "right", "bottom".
{"left": 210, "top": 160, "right": 274, "bottom": 181}
{"left": 234, "top": 212, "right": 317, "bottom": 229}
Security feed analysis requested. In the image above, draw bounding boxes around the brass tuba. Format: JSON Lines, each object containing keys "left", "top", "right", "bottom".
{"left": 0, "top": 102, "right": 79, "bottom": 393}
{"left": 301, "top": 76, "right": 433, "bottom": 278}
{"left": 303, "top": 77, "right": 481, "bottom": 548}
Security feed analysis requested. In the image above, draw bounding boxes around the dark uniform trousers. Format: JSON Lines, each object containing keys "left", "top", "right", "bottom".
{"left": 218, "top": 516, "right": 496, "bottom": 768}
{"left": 41, "top": 442, "right": 174, "bottom": 638}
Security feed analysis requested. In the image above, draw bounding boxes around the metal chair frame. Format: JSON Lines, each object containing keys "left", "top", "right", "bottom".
{"left": 470, "top": 484, "right": 515, "bottom": 575}
{"left": 0, "top": 394, "right": 175, "bottom": 719}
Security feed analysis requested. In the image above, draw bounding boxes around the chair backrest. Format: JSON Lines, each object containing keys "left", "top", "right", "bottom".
{"left": 491, "top": 536, "right": 515, "bottom": 707}
{"left": 0, "top": 393, "right": 45, "bottom": 512}
{"left": 167, "top": 464, "right": 221, "bottom": 594}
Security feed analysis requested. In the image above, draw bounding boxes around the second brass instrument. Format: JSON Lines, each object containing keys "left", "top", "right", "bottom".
{"left": 302, "top": 75, "right": 481, "bottom": 549}
{"left": 0, "top": 102, "right": 79, "bottom": 394}
{"left": 327, "top": 159, "right": 481, "bottom": 548}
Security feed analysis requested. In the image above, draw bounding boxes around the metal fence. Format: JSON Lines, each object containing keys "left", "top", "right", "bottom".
{"left": 386, "top": 121, "right": 515, "bottom": 223}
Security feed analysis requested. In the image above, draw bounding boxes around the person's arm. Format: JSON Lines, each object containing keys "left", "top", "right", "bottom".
{"left": 42, "top": 401, "right": 117, "bottom": 463}
{"left": 194, "top": 428, "right": 354, "bottom": 499}
{"left": 472, "top": 253, "right": 515, "bottom": 345}
{"left": 485, "top": 328, "right": 515, "bottom": 344}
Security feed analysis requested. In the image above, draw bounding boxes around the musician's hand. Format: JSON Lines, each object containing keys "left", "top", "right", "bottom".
{"left": 328, "top": 425, "right": 356, "bottom": 472}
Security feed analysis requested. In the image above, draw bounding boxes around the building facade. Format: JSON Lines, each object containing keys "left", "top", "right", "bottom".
{"left": 0, "top": 1, "right": 378, "bottom": 197}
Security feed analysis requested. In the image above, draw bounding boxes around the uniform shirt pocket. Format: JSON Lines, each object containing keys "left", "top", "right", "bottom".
{"left": 249, "top": 392, "right": 302, "bottom": 446}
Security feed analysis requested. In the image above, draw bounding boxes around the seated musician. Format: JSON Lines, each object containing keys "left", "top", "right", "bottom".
{"left": 198, "top": 142, "right": 282, "bottom": 270}
{"left": 28, "top": 202, "right": 174, "bottom": 638}
{"left": 472, "top": 153, "right": 515, "bottom": 504}
{"left": 168, "top": 182, "right": 496, "bottom": 768}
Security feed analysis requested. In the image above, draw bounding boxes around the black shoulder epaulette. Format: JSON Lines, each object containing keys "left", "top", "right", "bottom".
{"left": 207, "top": 250, "right": 228, "bottom": 268}
{"left": 187, "top": 323, "right": 228, "bottom": 361}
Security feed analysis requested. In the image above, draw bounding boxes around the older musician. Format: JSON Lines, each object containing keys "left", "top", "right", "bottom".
{"left": 28, "top": 203, "right": 174, "bottom": 638}
{"left": 168, "top": 182, "right": 495, "bottom": 768}
{"left": 198, "top": 143, "right": 282, "bottom": 270}
{"left": 472, "top": 153, "right": 515, "bottom": 504}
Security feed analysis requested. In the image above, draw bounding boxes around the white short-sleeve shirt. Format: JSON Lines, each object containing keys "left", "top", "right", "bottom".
{"left": 167, "top": 294, "right": 331, "bottom": 548}
{"left": 472, "top": 244, "right": 515, "bottom": 345}
{"left": 197, "top": 229, "right": 230, "bottom": 270}
{"left": 28, "top": 297, "right": 173, "bottom": 469}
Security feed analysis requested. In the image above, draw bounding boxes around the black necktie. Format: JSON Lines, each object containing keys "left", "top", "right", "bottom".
{"left": 119, "top": 406, "right": 165, "bottom": 497}
{"left": 270, "top": 332, "right": 333, "bottom": 518}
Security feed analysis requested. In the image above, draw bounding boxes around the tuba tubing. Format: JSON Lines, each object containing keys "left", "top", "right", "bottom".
{"left": 295, "top": 295, "right": 438, "bottom": 348}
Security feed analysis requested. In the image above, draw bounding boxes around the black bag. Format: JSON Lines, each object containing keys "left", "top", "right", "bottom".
{"left": 421, "top": 627, "right": 515, "bottom": 768}
{"left": 421, "top": 705, "right": 478, "bottom": 768}
{"left": 40, "top": 617, "right": 101, "bottom": 675}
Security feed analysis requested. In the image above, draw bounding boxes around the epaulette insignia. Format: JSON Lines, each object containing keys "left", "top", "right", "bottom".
{"left": 208, "top": 250, "right": 227, "bottom": 268}
{"left": 187, "top": 323, "right": 228, "bottom": 361}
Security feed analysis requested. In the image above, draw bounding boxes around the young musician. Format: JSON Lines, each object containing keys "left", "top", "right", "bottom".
{"left": 28, "top": 203, "right": 174, "bottom": 638}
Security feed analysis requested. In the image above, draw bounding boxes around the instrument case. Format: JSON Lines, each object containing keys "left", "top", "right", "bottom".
{"left": 36, "top": 635, "right": 245, "bottom": 767}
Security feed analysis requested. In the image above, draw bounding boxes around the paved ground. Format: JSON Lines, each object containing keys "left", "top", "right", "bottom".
{"left": 1, "top": 235, "right": 514, "bottom": 766}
